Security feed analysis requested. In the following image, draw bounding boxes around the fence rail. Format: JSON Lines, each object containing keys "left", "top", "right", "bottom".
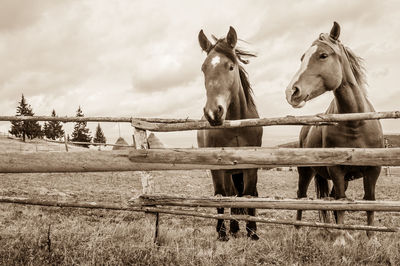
{"left": 132, "top": 195, "right": 400, "bottom": 212}
{"left": 1, "top": 110, "right": 399, "bottom": 131}
{"left": 0, "top": 196, "right": 397, "bottom": 232}
{"left": 44, "top": 138, "right": 132, "bottom": 148}
{"left": 1, "top": 147, "right": 400, "bottom": 173}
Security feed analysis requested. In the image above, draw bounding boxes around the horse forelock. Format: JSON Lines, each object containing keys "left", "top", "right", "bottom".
{"left": 207, "top": 38, "right": 257, "bottom": 110}
{"left": 314, "top": 33, "right": 367, "bottom": 95}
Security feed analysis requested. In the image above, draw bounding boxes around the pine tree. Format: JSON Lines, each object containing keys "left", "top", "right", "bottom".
{"left": 43, "top": 109, "right": 65, "bottom": 140}
{"left": 9, "top": 94, "right": 43, "bottom": 141}
{"left": 93, "top": 123, "right": 106, "bottom": 144}
{"left": 71, "top": 106, "right": 92, "bottom": 148}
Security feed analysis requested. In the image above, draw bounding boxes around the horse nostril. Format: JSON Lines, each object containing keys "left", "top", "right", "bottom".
{"left": 217, "top": 105, "right": 224, "bottom": 115}
{"left": 292, "top": 86, "right": 301, "bottom": 98}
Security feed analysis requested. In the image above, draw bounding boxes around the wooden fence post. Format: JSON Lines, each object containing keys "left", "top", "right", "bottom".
{"left": 64, "top": 133, "right": 68, "bottom": 152}
{"left": 133, "top": 127, "right": 159, "bottom": 244}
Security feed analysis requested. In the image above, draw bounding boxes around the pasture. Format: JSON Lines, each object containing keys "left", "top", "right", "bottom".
{"left": 1, "top": 138, "right": 400, "bottom": 265}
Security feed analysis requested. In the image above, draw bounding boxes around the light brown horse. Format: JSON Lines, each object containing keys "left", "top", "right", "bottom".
{"left": 197, "top": 27, "right": 263, "bottom": 241}
{"left": 285, "top": 22, "right": 383, "bottom": 237}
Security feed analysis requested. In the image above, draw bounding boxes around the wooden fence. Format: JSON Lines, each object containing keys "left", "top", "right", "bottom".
{"left": 1, "top": 147, "right": 400, "bottom": 173}
{"left": 1, "top": 111, "right": 400, "bottom": 238}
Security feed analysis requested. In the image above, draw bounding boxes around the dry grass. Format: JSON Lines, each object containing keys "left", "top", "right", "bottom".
{"left": 1, "top": 169, "right": 400, "bottom": 265}
{"left": 1, "top": 137, "right": 400, "bottom": 265}
{"left": 0, "top": 135, "right": 87, "bottom": 153}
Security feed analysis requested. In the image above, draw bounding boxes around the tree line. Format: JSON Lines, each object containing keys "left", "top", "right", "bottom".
{"left": 9, "top": 94, "right": 106, "bottom": 148}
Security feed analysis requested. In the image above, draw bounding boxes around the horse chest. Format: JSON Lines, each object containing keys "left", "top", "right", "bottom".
{"left": 204, "top": 128, "right": 261, "bottom": 147}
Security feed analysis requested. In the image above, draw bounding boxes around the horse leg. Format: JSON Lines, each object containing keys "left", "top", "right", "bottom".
{"left": 230, "top": 173, "right": 243, "bottom": 237}
{"left": 230, "top": 207, "right": 240, "bottom": 237}
{"left": 211, "top": 170, "right": 228, "bottom": 241}
{"left": 327, "top": 167, "right": 347, "bottom": 224}
{"left": 242, "top": 169, "right": 259, "bottom": 240}
{"left": 330, "top": 180, "right": 348, "bottom": 223}
{"left": 296, "top": 167, "right": 314, "bottom": 224}
{"left": 216, "top": 207, "right": 228, "bottom": 241}
{"left": 327, "top": 167, "right": 353, "bottom": 246}
{"left": 363, "top": 166, "right": 380, "bottom": 238}
{"left": 315, "top": 174, "right": 331, "bottom": 223}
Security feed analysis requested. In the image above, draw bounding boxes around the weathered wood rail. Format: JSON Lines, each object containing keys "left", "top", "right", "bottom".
{"left": 1, "top": 147, "right": 400, "bottom": 173}
{"left": 132, "top": 195, "right": 400, "bottom": 212}
{"left": 44, "top": 138, "right": 132, "bottom": 148}
{"left": 0, "top": 196, "right": 397, "bottom": 232}
{"left": 1, "top": 110, "right": 399, "bottom": 131}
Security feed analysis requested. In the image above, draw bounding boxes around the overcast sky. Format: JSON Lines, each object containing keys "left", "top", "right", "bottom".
{"left": 1, "top": 0, "right": 399, "bottom": 147}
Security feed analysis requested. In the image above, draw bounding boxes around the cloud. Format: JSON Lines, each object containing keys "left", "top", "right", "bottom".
{"left": 0, "top": 0, "right": 63, "bottom": 31}
{"left": 131, "top": 45, "right": 202, "bottom": 93}
{"left": 0, "top": 0, "right": 399, "bottom": 148}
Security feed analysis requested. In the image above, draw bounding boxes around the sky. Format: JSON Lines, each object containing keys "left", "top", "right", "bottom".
{"left": 0, "top": 0, "right": 399, "bottom": 147}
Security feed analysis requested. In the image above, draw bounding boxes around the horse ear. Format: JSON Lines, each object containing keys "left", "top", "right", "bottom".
{"left": 226, "top": 26, "right": 237, "bottom": 48}
{"left": 198, "top": 29, "right": 212, "bottom": 52}
{"left": 330, "top": 21, "right": 341, "bottom": 40}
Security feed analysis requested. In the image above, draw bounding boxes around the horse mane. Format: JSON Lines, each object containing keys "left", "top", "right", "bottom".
{"left": 209, "top": 36, "right": 257, "bottom": 109}
{"left": 317, "top": 33, "right": 368, "bottom": 95}
{"left": 342, "top": 46, "right": 368, "bottom": 95}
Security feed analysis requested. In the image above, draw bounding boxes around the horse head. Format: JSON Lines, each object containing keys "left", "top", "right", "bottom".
{"left": 198, "top": 26, "right": 242, "bottom": 126}
{"left": 285, "top": 22, "right": 355, "bottom": 108}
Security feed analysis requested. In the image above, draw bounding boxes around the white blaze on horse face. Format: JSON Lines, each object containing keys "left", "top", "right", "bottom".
{"left": 211, "top": 56, "right": 220, "bottom": 68}
{"left": 287, "top": 45, "right": 318, "bottom": 104}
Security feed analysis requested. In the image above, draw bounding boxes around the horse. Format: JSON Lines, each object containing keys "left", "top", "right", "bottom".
{"left": 197, "top": 26, "right": 263, "bottom": 241}
{"left": 285, "top": 22, "right": 383, "bottom": 238}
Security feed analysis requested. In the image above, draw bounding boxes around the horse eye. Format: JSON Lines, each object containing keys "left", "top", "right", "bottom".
{"left": 319, "top": 53, "right": 328, "bottom": 59}
{"left": 229, "top": 65, "right": 234, "bottom": 71}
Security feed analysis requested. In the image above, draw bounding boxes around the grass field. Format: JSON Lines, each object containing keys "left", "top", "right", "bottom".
{"left": 1, "top": 138, "right": 400, "bottom": 265}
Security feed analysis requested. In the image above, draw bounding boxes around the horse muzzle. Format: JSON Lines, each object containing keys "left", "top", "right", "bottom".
{"left": 285, "top": 85, "right": 309, "bottom": 108}
{"left": 203, "top": 105, "right": 225, "bottom": 126}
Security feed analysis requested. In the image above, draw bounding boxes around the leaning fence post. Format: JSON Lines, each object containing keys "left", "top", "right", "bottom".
{"left": 133, "top": 126, "right": 159, "bottom": 244}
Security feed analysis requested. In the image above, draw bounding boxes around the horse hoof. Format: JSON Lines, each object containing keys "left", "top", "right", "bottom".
{"left": 338, "top": 197, "right": 354, "bottom": 202}
{"left": 230, "top": 231, "right": 239, "bottom": 238}
{"left": 217, "top": 235, "right": 229, "bottom": 241}
{"left": 333, "top": 231, "right": 353, "bottom": 247}
{"left": 333, "top": 235, "right": 346, "bottom": 247}
{"left": 247, "top": 232, "right": 259, "bottom": 241}
{"left": 217, "top": 231, "right": 229, "bottom": 241}
{"left": 367, "top": 236, "right": 381, "bottom": 248}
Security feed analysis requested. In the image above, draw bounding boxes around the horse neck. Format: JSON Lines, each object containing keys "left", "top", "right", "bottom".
{"left": 225, "top": 82, "right": 250, "bottom": 120}
{"left": 333, "top": 82, "right": 367, "bottom": 114}
{"left": 333, "top": 45, "right": 369, "bottom": 114}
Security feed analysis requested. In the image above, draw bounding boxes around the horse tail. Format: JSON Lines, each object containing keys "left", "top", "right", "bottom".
{"left": 232, "top": 173, "right": 245, "bottom": 214}
{"left": 315, "top": 174, "right": 330, "bottom": 198}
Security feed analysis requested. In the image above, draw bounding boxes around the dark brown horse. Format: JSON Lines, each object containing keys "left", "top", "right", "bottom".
{"left": 197, "top": 27, "right": 263, "bottom": 241}
{"left": 285, "top": 22, "right": 383, "bottom": 238}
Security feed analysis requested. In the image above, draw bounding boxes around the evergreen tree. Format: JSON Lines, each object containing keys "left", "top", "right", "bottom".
{"left": 93, "top": 123, "right": 106, "bottom": 144}
{"left": 9, "top": 94, "right": 43, "bottom": 141}
{"left": 43, "top": 109, "right": 65, "bottom": 140}
{"left": 71, "top": 106, "right": 92, "bottom": 148}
